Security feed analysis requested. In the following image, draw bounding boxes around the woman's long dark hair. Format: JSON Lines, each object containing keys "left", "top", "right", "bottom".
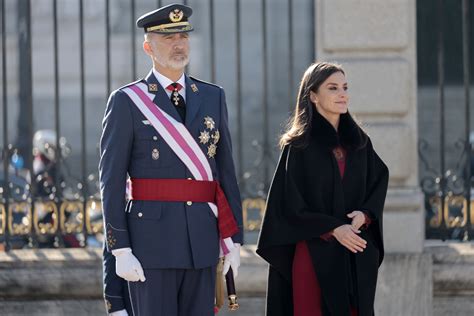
{"left": 279, "top": 61, "right": 366, "bottom": 149}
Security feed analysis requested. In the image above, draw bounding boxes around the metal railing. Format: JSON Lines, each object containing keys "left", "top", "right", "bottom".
{"left": 418, "top": 0, "right": 473, "bottom": 240}
{"left": 0, "top": 0, "right": 315, "bottom": 249}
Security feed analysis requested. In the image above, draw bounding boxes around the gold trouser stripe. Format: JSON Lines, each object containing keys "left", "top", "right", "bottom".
{"left": 147, "top": 21, "right": 190, "bottom": 32}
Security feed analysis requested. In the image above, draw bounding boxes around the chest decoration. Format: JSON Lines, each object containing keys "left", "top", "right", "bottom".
{"left": 172, "top": 90, "right": 180, "bottom": 106}
{"left": 204, "top": 116, "right": 215, "bottom": 130}
{"left": 200, "top": 116, "right": 219, "bottom": 158}
{"left": 152, "top": 148, "right": 160, "bottom": 160}
{"left": 148, "top": 83, "right": 158, "bottom": 92}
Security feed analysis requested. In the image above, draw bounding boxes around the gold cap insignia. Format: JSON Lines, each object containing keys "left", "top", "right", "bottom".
{"left": 149, "top": 84, "right": 158, "bottom": 92}
{"left": 191, "top": 83, "right": 198, "bottom": 93}
{"left": 169, "top": 9, "right": 184, "bottom": 23}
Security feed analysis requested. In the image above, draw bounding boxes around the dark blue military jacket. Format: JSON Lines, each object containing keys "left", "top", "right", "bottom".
{"left": 99, "top": 70, "right": 243, "bottom": 269}
{"left": 100, "top": 70, "right": 243, "bottom": 313}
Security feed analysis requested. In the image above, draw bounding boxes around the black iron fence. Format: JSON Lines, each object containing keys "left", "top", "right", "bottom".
{"left": 0, "top": 0, "right": 315, "bottom": 250}
{"left": 418, "top": 0, "right": 474, "bottom": 240}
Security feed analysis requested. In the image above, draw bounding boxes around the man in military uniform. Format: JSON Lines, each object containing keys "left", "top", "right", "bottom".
{"left": 99, "top": 3, "right": 243, "bottom": 316}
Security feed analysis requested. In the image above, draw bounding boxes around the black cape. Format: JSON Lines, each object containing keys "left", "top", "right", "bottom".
{"left": 256, "top": 111, "right": 389, "bottom": 316}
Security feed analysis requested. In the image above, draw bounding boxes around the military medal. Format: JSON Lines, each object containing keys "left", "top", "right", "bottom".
{"left": 211, "top": 130, "right": 220, "bottom": 144}
{"left": 208, "top": 144, "right": 217, "bottom": 158}
{"left": 204, "top": 116, "right": 215, "bottom": 130}
{"left": 200, "top": 116, "right": 219, "bottom": 158}
{"left": 152, "top": 148, "right": 160, "bottom": 160}
{"left": 172, "top": 90, "right": 180, "bottom": 106}
{"left": 199, "top": 131, "right": 210, "bottom": 144}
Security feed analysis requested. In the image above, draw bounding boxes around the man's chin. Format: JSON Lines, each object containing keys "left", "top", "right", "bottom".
{"left": 168, "top": 58, "right": 189, "bottom": 70}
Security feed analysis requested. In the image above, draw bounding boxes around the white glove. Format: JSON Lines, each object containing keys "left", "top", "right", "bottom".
{"left": 223, "top": 243, "right": 241, "bottom": 278}
{"left": 112, "top": 248, "right": 146, "bottom": 282}
{"left": 109, "top": 309, "right": 128, "bottom": 316}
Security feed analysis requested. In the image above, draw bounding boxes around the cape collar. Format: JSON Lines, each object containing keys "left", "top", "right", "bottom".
{"left": 311, "top": 110, "right": 366, "bottom": 150}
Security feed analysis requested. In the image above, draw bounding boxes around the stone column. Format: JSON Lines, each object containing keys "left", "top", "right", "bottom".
{"left": 315, "top": 0, "right": 431, "bottom": 315}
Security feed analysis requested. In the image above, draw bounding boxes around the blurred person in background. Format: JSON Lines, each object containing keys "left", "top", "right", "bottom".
{"left": 32, "top": 129, "right": 82, "bottom": 248}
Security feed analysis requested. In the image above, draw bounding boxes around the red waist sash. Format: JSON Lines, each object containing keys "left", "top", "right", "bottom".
{"left": 130, "top": 178, "right": 239, "bottom": 239}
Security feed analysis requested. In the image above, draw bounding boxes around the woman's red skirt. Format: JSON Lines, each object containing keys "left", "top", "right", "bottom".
{"left": 292, "top": 240, "right": 357, "bottom": 316}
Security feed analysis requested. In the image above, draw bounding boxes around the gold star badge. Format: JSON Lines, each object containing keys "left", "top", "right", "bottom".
{"left": 204, "top": 116, "right": 215, "bottom": 130}
{"left": 211, "top": 130, "right": 220, "bottom": 144}
{"left": 199, "top": 131, "right": 210, "bottom": 144}
{"left": 208, "top": 144, "right": 217, "bottom": 158}
{"left": 191, "top": 84, "right": 198, "bottom": 93}
{"left": 148, "top": 84, "right": 158, "bottom": 92}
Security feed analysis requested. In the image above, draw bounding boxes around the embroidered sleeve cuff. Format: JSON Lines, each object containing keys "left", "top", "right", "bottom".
{"left": 106, "top": 224, "right": 131, "bottom": 252}
{"left": 104, "top": 295, "right": 126, "bottom": 314}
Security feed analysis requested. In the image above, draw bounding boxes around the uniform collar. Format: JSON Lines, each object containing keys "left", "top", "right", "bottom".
{"left": 144, "top": 69, "right": 182, "bottom": 123}
{"left": 152, "top": 68, "right": 186, "bottom": 100}
{"left": 144, "top": 69, "right": 201, "bottom": 126}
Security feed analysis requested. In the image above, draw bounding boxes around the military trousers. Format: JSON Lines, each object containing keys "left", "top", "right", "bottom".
{"left": 128, "top": 265, "right": 216, "bottom": 316}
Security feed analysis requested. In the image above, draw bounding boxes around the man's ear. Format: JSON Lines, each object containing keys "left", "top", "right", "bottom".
{"left": 143, "top": 41, "right": 152, "bottom": 56}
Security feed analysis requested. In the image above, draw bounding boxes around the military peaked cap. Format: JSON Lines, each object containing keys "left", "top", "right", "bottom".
{"left": 136, "top": 3, "right": 193, "bottom": 34}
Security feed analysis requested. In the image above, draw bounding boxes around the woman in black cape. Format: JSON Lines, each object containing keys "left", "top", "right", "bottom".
{"left": 256, "top": 62, "right": 389, "bottom": 316}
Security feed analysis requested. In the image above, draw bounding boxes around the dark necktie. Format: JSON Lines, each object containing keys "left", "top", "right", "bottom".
{"left": 166, "top": 82, "right": 186, "bottom": 122}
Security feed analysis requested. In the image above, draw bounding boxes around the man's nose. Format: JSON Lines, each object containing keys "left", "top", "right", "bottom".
{"left": 173, "top": 39, "right": 186, "bottom": 48}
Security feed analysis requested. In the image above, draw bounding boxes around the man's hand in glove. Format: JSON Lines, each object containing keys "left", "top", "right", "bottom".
{"left": 112, "top": 248, "right": 146, "bottom": 282}
{"left": 223, "top": 243, "right": 241, "bottom": 278}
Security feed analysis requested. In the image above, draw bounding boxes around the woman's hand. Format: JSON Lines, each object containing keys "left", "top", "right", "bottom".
{"left": 347, "top": 210, "right": 366, "bottom": 230}
{"left": 333, "top": 224, "right": 367, "bottom": 253}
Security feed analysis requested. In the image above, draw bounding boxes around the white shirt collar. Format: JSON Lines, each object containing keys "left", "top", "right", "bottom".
{"left": 152, "top": 68, "right": 186, "bottom": 100}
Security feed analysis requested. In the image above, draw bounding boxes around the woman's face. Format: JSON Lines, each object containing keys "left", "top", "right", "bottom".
{"left": 309, "top": 71, "right": 348, "bottom": 116}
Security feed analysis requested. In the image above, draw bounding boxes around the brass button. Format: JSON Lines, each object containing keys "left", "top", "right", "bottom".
{"left": 138, "top": 212, "right": 143, "bottom": 217}
{"left": 153, "top": 136, "right": 158, "bottom": 141}
{"left": 186, "top": 201, "right": 193, "bottom": 206}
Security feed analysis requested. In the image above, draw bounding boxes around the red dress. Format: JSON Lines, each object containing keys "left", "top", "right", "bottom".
{"left": 292, "top": 147, "right": 358, "bottom": 316}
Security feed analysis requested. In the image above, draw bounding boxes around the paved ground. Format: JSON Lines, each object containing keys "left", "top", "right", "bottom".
{"left": 0, "top": 298, "right": 266, "bottom": 316}
{"left": 216, "top": 297, "right": 266, "bottom": 316}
